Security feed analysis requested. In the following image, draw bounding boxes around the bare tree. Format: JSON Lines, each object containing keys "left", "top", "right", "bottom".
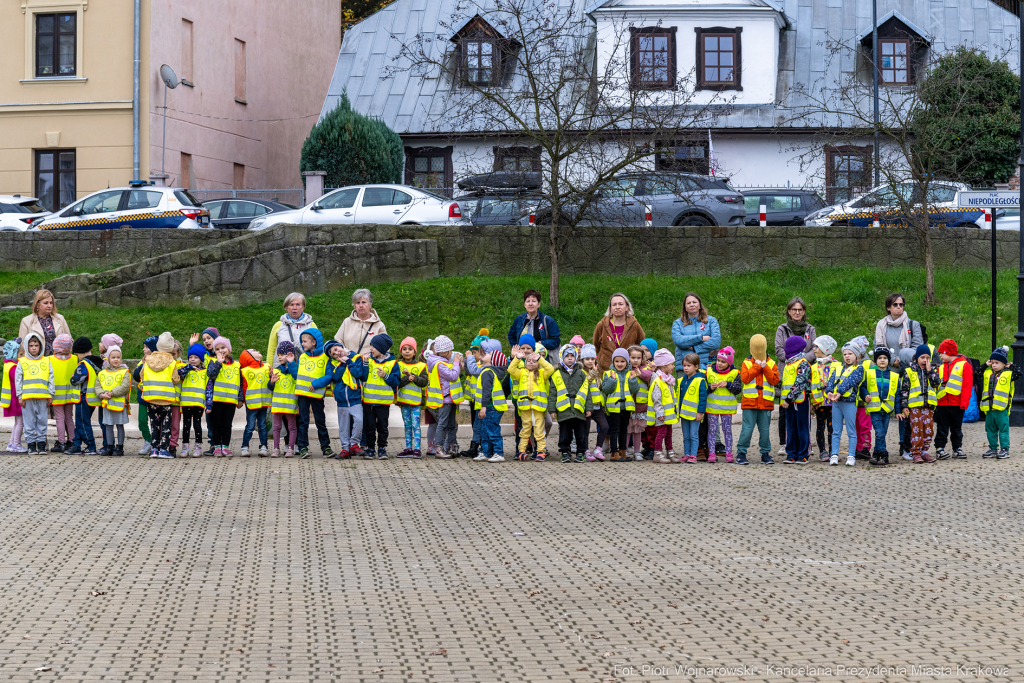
{"left": 782, "top": 38, "right": 1013, "bottom": 303}
{"left": 386, "top": 0, "right": 730, "bottom": 306}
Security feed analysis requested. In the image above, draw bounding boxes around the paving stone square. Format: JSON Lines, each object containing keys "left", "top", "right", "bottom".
{"left": 0, "top": 420, "right": 1022, "bottom": 682}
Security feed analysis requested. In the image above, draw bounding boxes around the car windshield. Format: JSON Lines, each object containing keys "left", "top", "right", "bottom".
{"left": 175, "top": 190, "right": 202, "bottom": 207}
{"left": 11, "top": 201, "right": 47, "bottom": 213}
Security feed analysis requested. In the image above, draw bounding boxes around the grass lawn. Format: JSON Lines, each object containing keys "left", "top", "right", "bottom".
{"left": 0, "top": 266, "right": 1014, "bottom": 360}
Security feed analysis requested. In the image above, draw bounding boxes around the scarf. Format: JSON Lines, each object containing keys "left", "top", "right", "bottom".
{"left": 786, "top": 316, "right": 808, "bottom": 337}
{"left": 875, "top": 312, "right": 911, "bottom": 349}
{"left": 561, "top": 359, "right": 576, "bottom": 374}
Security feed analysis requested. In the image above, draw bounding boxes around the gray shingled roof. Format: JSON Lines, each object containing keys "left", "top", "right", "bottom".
{"left": 322, "top": 0, "right": 1021, "bottom": 134}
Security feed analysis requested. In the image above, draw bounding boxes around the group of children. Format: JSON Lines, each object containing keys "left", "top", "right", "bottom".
{"left": 0, "top": 321, "right": 1016, "bottom": 466}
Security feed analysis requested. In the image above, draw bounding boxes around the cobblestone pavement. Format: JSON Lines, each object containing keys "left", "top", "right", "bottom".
{"left": 1, "top": 420, "right": 1022, "bottom": 682}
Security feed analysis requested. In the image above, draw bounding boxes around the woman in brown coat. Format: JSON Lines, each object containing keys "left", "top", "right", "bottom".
{"left": 592, "top": 293, "right": 645, "bottom": 371}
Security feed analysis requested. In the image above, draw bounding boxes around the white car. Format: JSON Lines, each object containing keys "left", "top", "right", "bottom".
{"left": 0, "top": 196, "right": 49, "bottom": 231}
{"left": 33, "top": 182, "right": 210, "bottom": 231}
{"left": 804, "top": 181, "right": 974, "bottom": 226}
{"left": 248, "top": 184, "right": 469, "bottom": 230}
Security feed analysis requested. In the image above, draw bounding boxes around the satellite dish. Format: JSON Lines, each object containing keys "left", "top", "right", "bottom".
{"left": 160, "top": 64, "right": 179, "bottom": 89}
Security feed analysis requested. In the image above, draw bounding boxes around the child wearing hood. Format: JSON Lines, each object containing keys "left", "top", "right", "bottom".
{"left": 549, "top": 344, "right": 588, "bottom": 463}
{"left": 647, "top": 349, "right": 679, "bottom": 463}
{"left": 67, "top": 337, "right": 102, "bottom": 455}
{"left": 269, "top": 341, "right": 300, "bottom": 457}
{"left": 239, "top": 349, "right": 271, "bottom": 457}
{"left": 178, "top": 343, "right": 209, "bottom": 457}
{"left": 348, "top": 334, "right": 401, "bottom": 458}
{"left": 2, "top": 339, "right": 26, "bottom": 452}
{"left": 206, "top": 336, "right": 241, "bottom": 456}
{"left": 625, "top": 345, "right": 650, "bottom": 460}
{"left": 294, "top": 328, "right": 334, "bottom": 459}
{"left": 737, "top": 335, "right": 779, "bottom": 466}
{"left": 826, "top": 337, "right": 868, "bottom": 467}
{"left": 508, "top": 343, "right": 555, "bottom": 461}
{"left": 601, "top": 348, "right": 639, "bottom": 461}
{"left": 780, "top": 335, "right": 813, "bottom": 463}
{"left": 810, "top": 335, "right": 840, "bottom": 462}
{"left": 16, "top": 332, "right": 54, "bottom": 453}
{"left": 96, "top": 344, "right": 131, "bottom": 455}
{"left": 425, "top": 335, "right": 465, "bottom": 459}
{"left": 48, "top": 334, "right": 77, "bottom": 453}
{"left": 576, "top": 343, "right": 608, "bottom": 461}
{"left": 898, "top": 344, "right": 942, "bottom": 463}
{"left": 704, "top": 346, "right": 742, "bottom": 463}
{"left": 133, "top": 335, "right": 158, "bottom": 456}
{"left": 140, "top": 332, "right": 180, "bottom": 458}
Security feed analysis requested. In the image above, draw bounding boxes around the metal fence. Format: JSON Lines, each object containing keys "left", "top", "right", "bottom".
{"left": 189, "top": 188, "right": 305, "bottom": 207}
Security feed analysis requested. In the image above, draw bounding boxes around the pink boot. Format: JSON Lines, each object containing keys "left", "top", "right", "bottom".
{"left": 593, "top": 447, "right": 605, "bottom": 461}
{"left": 707, "top": 452, "right": 717, "bottom": 463}
{"left": 725, "top": 452, "right": 734, "bottom": 463}
{"left": 585, "top": 449, "right": 596, "bottom": 462}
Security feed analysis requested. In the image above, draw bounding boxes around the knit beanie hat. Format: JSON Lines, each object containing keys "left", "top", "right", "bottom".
{"left": 212, "top": 336, "right": 232, "bottom": 353}
{"left": 717, "top": 346, "right": 735, "bottom": 365}
{"left": 72, "top": 336, "right": 93, "bottom": 354}
{"left": 156, "top": 331, "right": 175, "bottom": 353}
{"left": 612, "top": 348, "right": 630, "bottom": 362}
{"left": 559, "top": 345, "right": 577, "bottom": 365}
{"left": 370, "top": 333, "right": 393, "bottom": 354}
{"left": 100, "top": 333, "right": 123, "bottom": 350}
{"left": 400, "top": 336, "right": 417, "bottom": 353}
{"left": 3, "top": 339, "right": 20, "bottom": 362}
{"left": 433, "top": 335, "right": 454, "bottom": 354}
{"left": 784, "top": 335, "right": 806, "bottom": 359}
{"left": 570, "top": 334, "right": 586, "bottom": 347}
{"left": 537, "top": 345, "right": 548, "bottom": 358}
{"left": 202, "top": 327, "right": 220, "bottom": 339}
{"left": 518, "top": 333, "right": 536, "bottom": 350}
{"left": 749, "top": 334, "right": 768, "bottom": 361}
{"left": 915, "top": 344, "right": 932, "bottom": 361}
{"left": 188, "top": 343, "right": 208, "bottom": 360}
{"left": 275, "top": 341, "right": 296, "bottom": 357}
{"left": 52, "top": 333, "right": 73, "bottom": 356}
{"left": 812, "top": 335, "right": 837, "bottom": 357}
{"left": 873, "top": 347, "right": 891, "bottom": 362}
{"left": 106, "top": 345, "right": 122, "bottom": 358}
{"left": 470, "top": 328, "right": 490, "bottom": 350}
{"left": 990, "top": 345, "right": 1009, "bottom": 364}
{"left": 937, "top": 339, "right": 958, "bottom": 356}
{"left": 640, "top": 338, "right": 658, "bottom": 359}
{"left": 841, "top": 335, "right": 869, "bottom": 360}
{"left": 143, "top": 335, "right": 158, "bottom": 352}
{"left": 481, "top": 338, "right": 502, "bottom": 354}
{"left": 653, "top": 348, "right": 675, "bottom": 367}
{"left": 491, "top": 350, "right": 508, "bottom": 368}
{"left": 580, "top": 343, "right": 597, "bottom": 359}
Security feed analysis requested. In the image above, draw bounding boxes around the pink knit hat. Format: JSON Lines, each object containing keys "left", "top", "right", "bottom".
{"left": 717, "top": 346, "right": 735, "bottom": 365}
{"left": 212, "top": 336, "right": 232, "bottom": 353}
{"left": 652, "top": 348, "right": 675, "bottom": 367}
{"left": 101, "top": 333, "right": 123, "bottom": 349}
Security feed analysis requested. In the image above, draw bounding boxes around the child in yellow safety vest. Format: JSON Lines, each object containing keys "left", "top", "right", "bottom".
{"left": 206, "top": 336, "right": 241, "bottom": 457}
{"left": 461, "top": 329, "right": 492, "bottom": 459}
{"left": 704, "top": 346, "right": 742, "bottom": 464}
{"left": 737, "top": 334, "right": 780, "bottom": 466}
{"left": 425, "top": 335, "right": 464, "bottom": 459}
{"left": 577, "top": 344, "right": 608, "bottom": 461}
{"left": 348, "top": 334, "right": 401, "bottom": 458}
{"left": 601, "top": 348, "right": 639, "bottom": 461}
{"left": 865, "top": 347, "right": 901, "bottom": 468}
{"left": 981, "top": 346, "right": 1019, "bottom": 459}
{"left": 177, "top": 343, "right": 209, "bottom": 457}
{"left": 395, "top": 337, "right": 428, "bottom": 458}
{"left": 897, "top": 344, "right": 943, "bottom": 463}
{"left": 239, "top": 349, "right": 271, "bottom": 457}
{"left": 95, "top": 344, "right": 131, "bottom": 456}
{"left": 508, "top": 343, "right": 555, "bottom": 461}
{"left": 323, "top": 341, "right": 363, "bottom": 458}
{"left": 269, "top": 341, "right": 299, "bottom": 458}
{"left": 476, "top": 347, "right": 509, "bottom": 462}
{"left": 1, "top": 339, "right": 26, "bottom": 453}
{"left": 49, "top": 334, "right": 77, "bottom": 453}
{"left": 625, "top": 345, "right": 650, "bottom": 460}
{"left": 67, "top": 336, "right": 102, "bottom": 454}
{"left": 15, "top": 332, "right": 54, "bottom": 453}
{"left": 295, "top": 328, "right": 334, "bottom": 459}
{"left": 780, "top": 335, "right": 814, "bottom": 464}
{"left": 648, "top": 349, "right": 679, "bottom": 463}
{"left": 549, "top": 345, "right": 587, "bottom": 464}
{"left": 826, "top": 339, "right": 866, "bottom": 467}
{"left": 140, "top": 332, "right": 181, "bottom": 459}
{"left": 934, "top": 338, "right": 973, "bottom": 460}
{"left": 810, "top": 336, "right": 840, "bottom": 462}
{"left": 675, "top": 353, "right": 707, "bottom": 464}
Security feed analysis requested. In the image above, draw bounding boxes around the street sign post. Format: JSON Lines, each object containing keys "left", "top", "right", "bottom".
{"left": 957, "top": 192, "right": 1017, "bottom": 352}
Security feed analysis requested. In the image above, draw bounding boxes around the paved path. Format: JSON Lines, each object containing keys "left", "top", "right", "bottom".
{"left": 1, "top": 420, "right": 1021, "bottom": 682}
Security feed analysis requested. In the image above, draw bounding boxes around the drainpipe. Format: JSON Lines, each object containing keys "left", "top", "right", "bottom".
{"left": 132, "top": 0, "right": 140, "bottom": 181}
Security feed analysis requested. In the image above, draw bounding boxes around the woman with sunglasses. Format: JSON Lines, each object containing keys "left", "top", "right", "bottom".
{"left": 873, "top": 293, "right": 924, "bottom": 369}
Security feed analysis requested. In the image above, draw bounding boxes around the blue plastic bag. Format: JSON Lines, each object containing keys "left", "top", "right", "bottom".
{"left": 963, "top": 390, "right": 980, "bottom": 423}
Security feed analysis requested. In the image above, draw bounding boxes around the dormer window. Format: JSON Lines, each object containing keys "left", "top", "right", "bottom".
{"left": 879, "top": 39, "right": 909, "bottom": 84}
{"left": 451, "top": 15, "right": 520, "bottom": 88}
{"left": 859, "top": 10, "right": 931, "bottom": 86}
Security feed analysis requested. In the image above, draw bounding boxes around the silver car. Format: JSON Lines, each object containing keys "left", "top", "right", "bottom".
{"left": 248, "top": 184, "right": 469, "bottom": 230}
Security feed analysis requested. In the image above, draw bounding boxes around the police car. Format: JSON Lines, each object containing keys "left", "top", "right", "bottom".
{"left": 0, "top": 196, "right": 50, "bottom": 231}
{"left": 804, "top": 181, "right": 984, "bottom": 228}
{"left": 33, "top": 181, "right": 210, "bottom": 230}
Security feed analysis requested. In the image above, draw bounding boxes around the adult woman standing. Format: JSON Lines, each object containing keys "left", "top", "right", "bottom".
{"left": 592, "top": 293, "right": 645, "bottom": 372}
{"left": 671, "top": 292, "right": 722, "bottom": 459}
{"left": 773, "top": 297, "right": 817, "bottom": 455}
{"left": 334, "top": 288, "right": 387, "bottom": 357}
{"left": 873, "top": 292, "right": 923, "bottom": 369}
{"left": 266, "top": 292, "right": 318, "bottom": 367}
{"left": 507, "top": 289, "right": 561, "bottom": 352}
{"left": 19, "top": 290, "right": 71, "bottom": 356}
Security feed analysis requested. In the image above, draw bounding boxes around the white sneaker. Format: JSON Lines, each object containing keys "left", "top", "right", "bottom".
{"left": 634, "top": 452, "right": 644, "bottom": 461}
{"left": 473, "top": 454, "right": 488, "bottom": 461}
{"left": 901, "top": 450, "right": 913, "bottom": 461}
{"left": 829, "top": 454, "right": 839, "bottom": 466}
{"left": 487, "top": 455, "right": 506, "bottom": 462}
{"left": 139, "top": 441, "right": 152, "bottom": 456}
{"left": 240, "top": 446, "right": 250, "bottom": 457}
{"left": 846, "top": 455, "right": 855, "bottom": 467}
{"left": 778, "top": 445, "right": 787, "bottom": 455}
{"left": 258, "top": 445, "right": 268, "bottom": 457}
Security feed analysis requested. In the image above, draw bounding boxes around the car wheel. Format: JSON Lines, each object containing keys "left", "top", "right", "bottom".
{"left": 675, "top": 214, "right": 712, "bottom": 227}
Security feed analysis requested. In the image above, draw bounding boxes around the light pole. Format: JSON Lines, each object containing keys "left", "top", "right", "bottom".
{"left": 158, "top": 64, "right": 179, "bottom": 185}
{"left": 872, "top": 0, "right": 879, "bottom": 186}
{"left": 1011, "top": 5, "right": 1024, "bottom": 426}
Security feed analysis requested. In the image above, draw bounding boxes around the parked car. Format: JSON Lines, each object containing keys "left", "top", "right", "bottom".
{"left": 34, "top": 182, "right": 209, "bottom": 230}
{"left": 982, "top": 207, "right": 1020, "bottom": 231}
{"left": 0, "top": 196, "right": 50, "bottom": 231}
{"left": 803, "top": 181, "right": 982, "bottom": 227}
{"left": 203, "top": 198, "right": 295, "bottom": 229}
{"left": 455, "top": 171, "right": 542, "bottom": 226}
{"left": 525, "top": 172, "right": 745, "bottom": 227}
{"left": 248, "top": 184, "right": 468, "bottom": 230}
{"left": 742, "top": 189, "right": 827, "bottom": 226}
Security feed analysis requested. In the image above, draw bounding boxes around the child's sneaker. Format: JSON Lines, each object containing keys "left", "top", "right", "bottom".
{"left": 634, "top": 450, "right": 644, "bottom": 461}
{"left": 271, "top": 448, "right": 281, "bottom": 458}
{"left": 625, "top": 447, "right": 634, "bottom": 459}
{"left": 819, "top": 450, "right": 831, "bottom": 462}
{"left": 412, "top": 449, "right": 422, "bottom": 458}
{"left": 192, "top": 444, "right": 203, "bottom": 457}
{"left": 65, "top": 444, "right": 82, "bottom": 455}
{"left": 736, "top": 454, "right": 749, "bottom": 465}
{"left": 397, "top": 449, "right": 417, "bottom": 459}
{"left": 654, "top": 451, "right": 672, "bottom": 464}
{"left": 534, "top": 452, "right": 546, "bottom": 462}
{"left": 426, "top": 442, "right": 436, "bottom": 456}
{"left": 322, "top": 448, "right": 335, "bottom": 459}
{"left": 258, "top": 445, "right": 268, "bottom": 457}
{"left": 725, "top": 452, "right": 734, "bottom": 463}
{"left": 998, "top": 448, "right": 1010, "bottom": 459}
{"left": 982, "top": 447, "right": 998, "bottom": 458}
{"left": 240, "top": 446, "right": 250, "bottom": 457}
{"left": 138, "top": 441, "right": 152, "bottom": 456}
{"left": 584, "top": 449, "right": 595, "bottom": 462}
{"left": 845, "top": 455, "right": 855, "bottom": 467}
{"left": 516, "top": 452, "right": 528, "bottom": 461}
{"left": 560, "top": 452, "right": 572, "bottom": 464}
{"left": 574, "top": 451, "right": 586, "bottom": 463}
{"left": 285, "top": 447, "right": 295, "bottom": 458}
{"left": 27, "top": 442, "right": 37, "bottom": 454}
{"left": 783, "top": 455, "right": 795, "bottom": 464}
{"left": 149, "top": 448, "right": 163, "bottom": 458}
{"left": 488, "top": 454, "right": 506, "bottom": 462}
{"left": 297, "top": 447, "right": 310, "bottom": 459}
{"left": 592, "top": 447, "right": 605, "bottom": 461}
{"left": 954, "top": 448, "right": 967, "bottom": 459}
{"left": 11, "top": 443, "right": 27, "bottom": 453}
{"left": 473, "top": 452, "right": 489, "bottom": 461}
{"left": 707, "top": 452, "right": 717, "bottom": 463}
{"left": 50, "top": 441, "right": 64, "bottom": 453}
{"left": 224, "top": 447, "right": 234, "bottom": 457}
{"left": 829, "top": 454, "right": 839, "bottom": 466}
{"left": 349, "top": 444, "right": 363, "bottom": 457}
{"left": 84, "top": 447, "right": 98, "bottom": 455}
{"left": 376, "top": 448, "right": 388, "bottom": 460}
{"left": 901, "top": 449, "right": 913, "bottom": 461}
{"left": 935, "top": 447, "right": 950, "bottom": 460}
{"left": 338, "top": 449, "right": 352, "bottom": 459}
{"left": 761, "top": 453, "right": 774, "bottom": 465}
{"left": 213, "top": 447, "right": 223, "bottom": 457}
{"left": 685, "top": 454, "right": 697, "bottom": 464}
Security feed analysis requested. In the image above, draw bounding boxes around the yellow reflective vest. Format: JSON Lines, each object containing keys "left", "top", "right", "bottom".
{"left": 363, "top": 358, "right": 397, "bottom": 405}
{"left": 602, "top": 370, "right": 635, "bottom": 413}
{"left": 781, "top": 358, "right": 810, "bottom": 403}
{"left": 810, "top": 360, "right": 841, "bottom": 405}
{"left": 425, "top": 360, "right": 464, "bottom": 409}
{"left": 705, "top": 366, "right": 740, "bottom": 414}
{"left": 864, "top": 366, "right": 897, "bottom": 413}
{"left": 18, "top": 357, "right": 52, "bottom": 400}
{"left": 936, "top": 359, "right": 968, "bottom": 402}
{"left": 141, "top": 363, "right": 177, "bottom": 405}
{"left": 241, "top": 364, "right": 272, "bottom": 409}
{"left": 271, "top": 366, "right": 298, "bottom": 415}
{"left": 476, "top": 366, "right": 509, "bottom": 412}
{"left": 180, "top": 364, "right": 207, "bottom": 408}
{"left": 645, "top": 374, "right": 679, "bottom": 425}
{"left": 98, "top": 367, "right": 129, "bottom": 412}
{"left": 981, "top": 367, "right": 1014, "bottom": 413}
{"left": 676, "top": 374, "right": 705, "bottom": 420}
{"left": 742, "top": 358, "right": 778, "bottom": 403}
{"left": 509, "top": 359, "right": 554, "bottom": 411}
{"left": 213, "top": 362, "right": 241, "bottom": 406}
{"left": 573, "top": 376, "right": 605, "bottom": 413}
{"left": 295, "top": 352, "right": 329, "bottom": 399}
{"left": 397, "top": 361, "right": 427, "bottom": 406}
{"left": 904, "top": 369, "right": 937, "bottom": 409}
{"left": 51, "top": 356, "right": 79, "bottom": 405}
{"left": 0, "top": 360, "right": 15, "bottom": 409}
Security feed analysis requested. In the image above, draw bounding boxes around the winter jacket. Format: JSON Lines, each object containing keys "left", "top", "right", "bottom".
{"left": 938, "top": 354, "right": 974, "bottom": 409}
{"left": 508, "top": 311, "right": 561, "bottom": 352}
{"left": 70, "top": 355, "right": 103, "bottom": 398}
{"left": 739, "top": 356, "right": 779, "bottom": 410}
{"left": 14, "top": 332, "right": 55, "bottom": 398}
{"left": 548, "top": 363, "right": 586, "bottom": 421}
{"left": 898, "top": 364, "right": 942, "bottom": 410}
{"left": 348, "top": 352, "right": 401, "bottom": 392}
{"left": 675, "top": 370, "right": 707, "bottom": 416}
{"left": 774, "top": 322, "right": 817, "bottom": 366}
{"left": 827, "top": 362, "right": 864, "bottom": 403}
{"left": 267, "top": 313, "right": 318, "bottom": 368}
{"left": 333, "top": 309, "right": 387, "bottom": 357}
{"left": 672, "top": 315, "right": 721, "bottom": 370}
{"left": 476, "top": 364, "right": 506, "bottom": 409}
{"left": 593, "top": 316, "right": 646, "bottom": 371}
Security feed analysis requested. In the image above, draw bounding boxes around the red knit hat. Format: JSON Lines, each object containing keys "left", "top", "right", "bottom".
{"left": 491, "top": 350, "right": 508, "bottom": 368}
{"left": 937, "top": 339, "right": 958, "bottom": 356}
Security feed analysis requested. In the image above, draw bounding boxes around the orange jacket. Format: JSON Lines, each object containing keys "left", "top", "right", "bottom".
{"left": 739, "top": 356, "right": 779, "bottom": 410}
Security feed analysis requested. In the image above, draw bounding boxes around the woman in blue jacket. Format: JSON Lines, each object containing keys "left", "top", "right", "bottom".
{"left": 671, "top": 292, "right": 722, "bottom": 459}
{"left": 507, "top": 289, "right": 561, "bottom": 352}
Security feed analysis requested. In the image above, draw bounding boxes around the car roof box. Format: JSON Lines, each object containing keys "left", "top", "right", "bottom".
{"left": 457, "top": 171, "right": 541, "bottom": 191}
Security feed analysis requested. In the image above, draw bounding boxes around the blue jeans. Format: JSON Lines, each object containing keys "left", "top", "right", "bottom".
{"left": 480, "top": 406, "right": 504, "bottom": 456}
{"left": 831, "top": 401, "right": 858, "bottom": 456}
{"left": 681, "top": 418, "right": 700, "bottom": 456}
{"left": 471, "top": 404, "right": 482, "bottom": 444}
{"left": 870, "top": 411, "right": 891, "bottom": 455}
{"left": 243, "top": 406, "right": 268, "bottom": 448}
{"left": 72, "top": 401, "right": 96, "bottom": 451}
